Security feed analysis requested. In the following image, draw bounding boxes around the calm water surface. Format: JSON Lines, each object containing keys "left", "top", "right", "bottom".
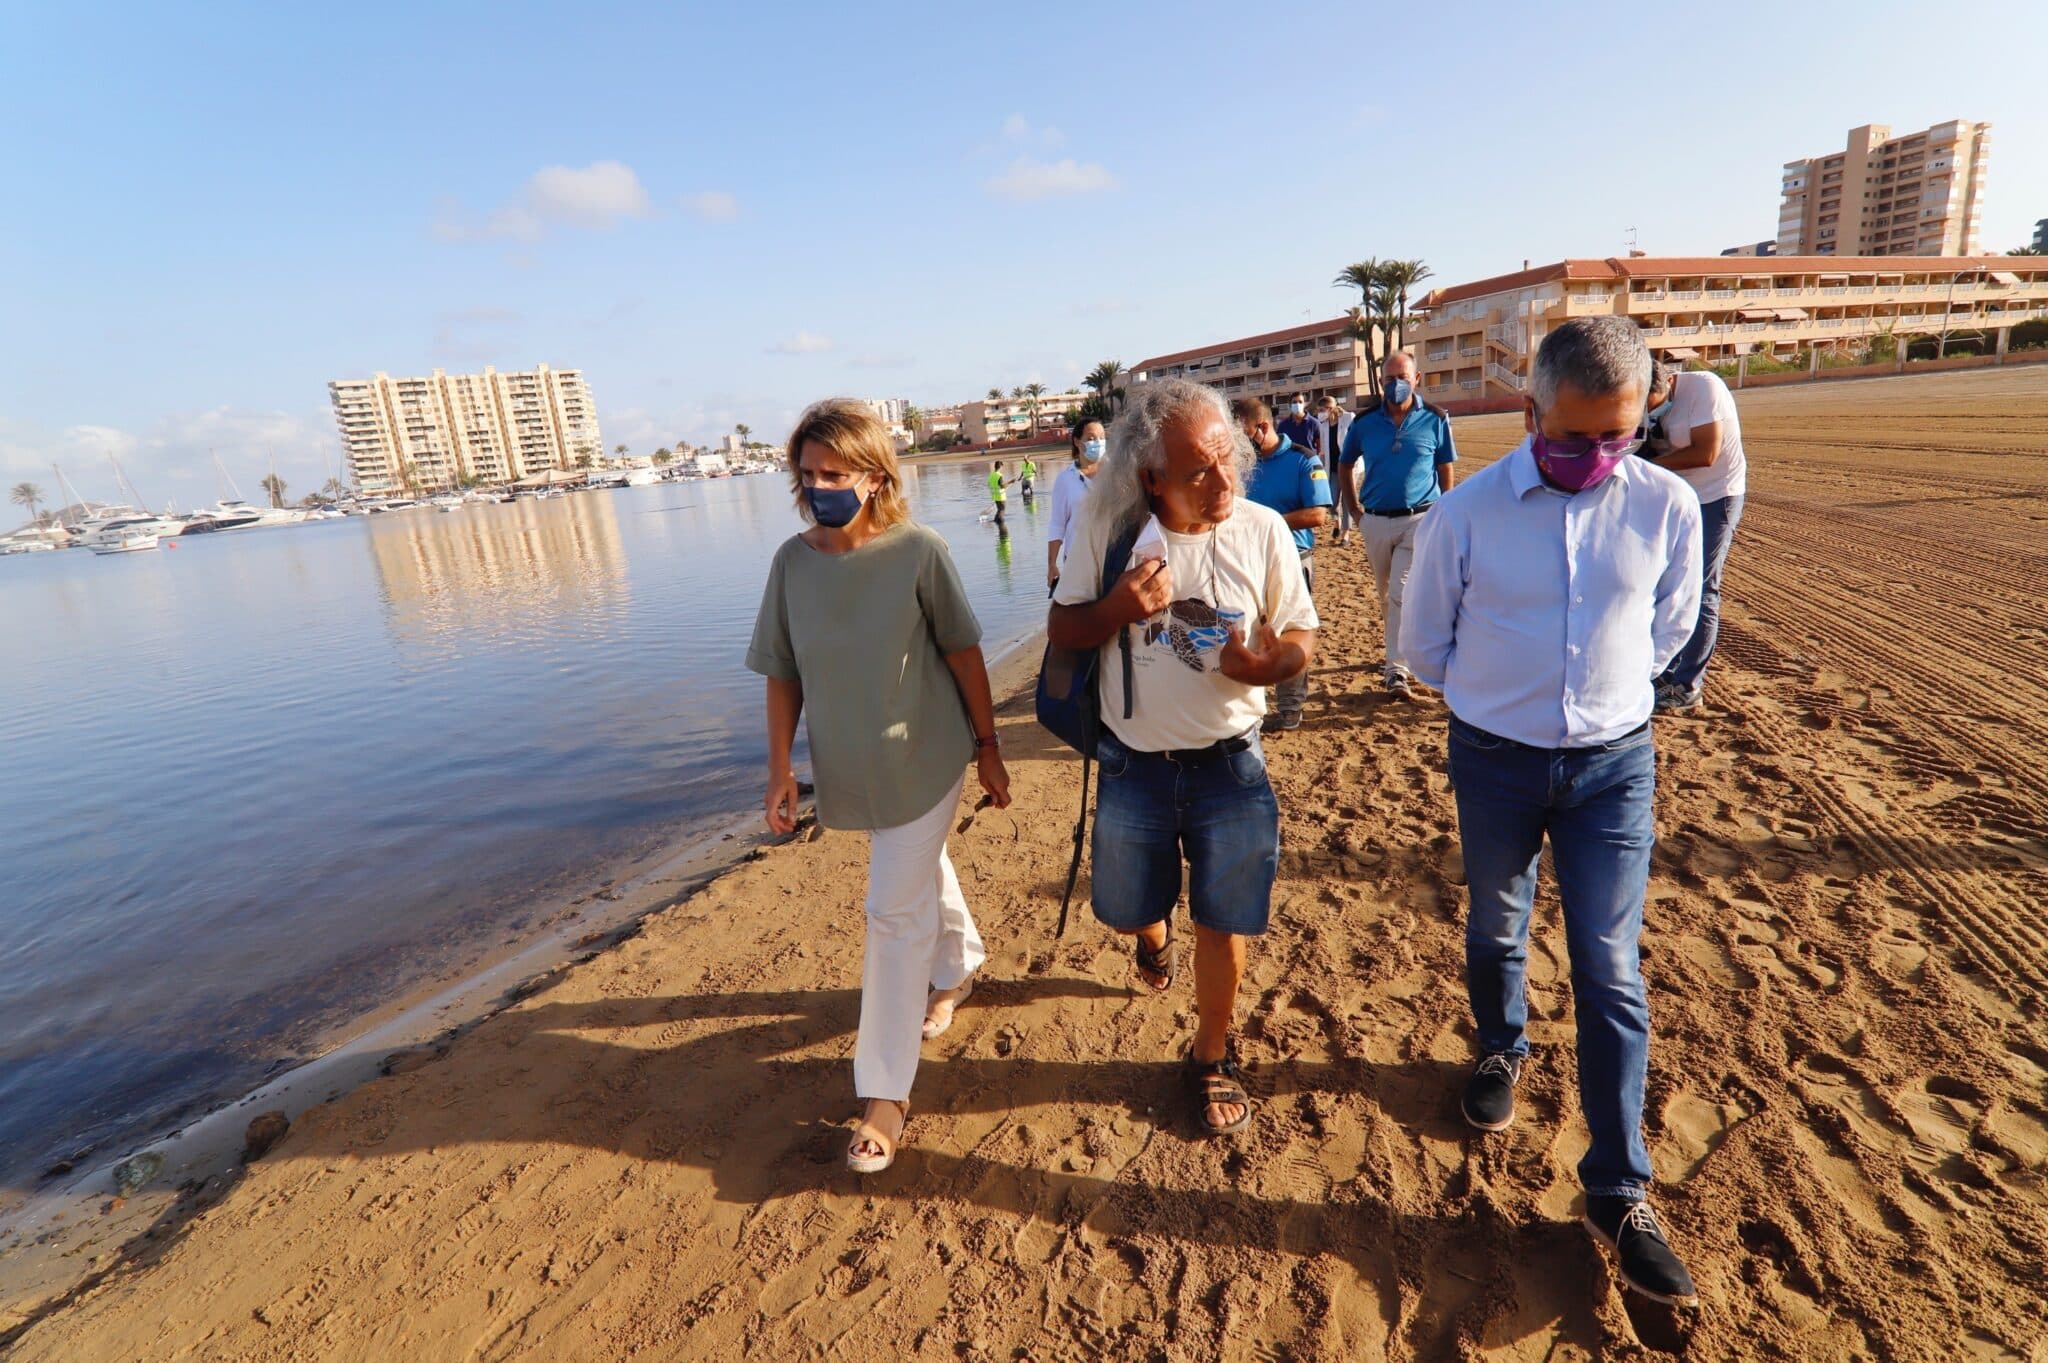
{"left": 0, "top": 462, "right": 1064, "bottom": 1189}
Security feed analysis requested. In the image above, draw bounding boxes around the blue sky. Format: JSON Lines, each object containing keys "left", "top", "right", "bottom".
{"left": 4, "top": 0, "right": 2045, "bottom": 510}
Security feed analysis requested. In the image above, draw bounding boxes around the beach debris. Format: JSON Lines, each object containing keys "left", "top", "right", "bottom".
{"left": 112, "top": 1151, "right": 164, "bottom": 1198}
{"left": 241, "top": 1111, "right": 290, "bottom": 1163}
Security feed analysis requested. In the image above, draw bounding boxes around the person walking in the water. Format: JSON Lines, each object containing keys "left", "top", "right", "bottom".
{"left": 749, "top": 399, "right": 1012, "bottom": 1175}
{"left": 1019, "top": 456, "right": 1037, "bottom": 499}
{"left": 987, "top": 460, "right": 1012, "bottom": 527}
{"left": 1402, "top": 318, "right": 1702, "bottom": 1306}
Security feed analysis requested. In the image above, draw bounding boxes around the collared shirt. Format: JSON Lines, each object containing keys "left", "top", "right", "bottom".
{"left": 1046, "top": 463, "right": 1092, "bottom": 571}
{"left": 1276, "top": 413, "right": 1323, "bottom": 459}
{"left": 1243, "top": 434, "right": 1333, "bottom": 553}
{"left": 1340, "top": 400, "right": 1458, "bottom": 512}
{"left": 1400, "top": 438, "right": 1702, "bottom": 748}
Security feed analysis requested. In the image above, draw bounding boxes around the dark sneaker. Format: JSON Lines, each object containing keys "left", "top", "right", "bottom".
{"left": 1653, "top": 680, "right": 1702, "bottom": 712}
{"left": 1261, "top": 710, "right": 1303, "bottom": 734}
{"left": 1583, "top": 1197, "right": 1699, "bottom": 1306}
{"left": 1460, "top": 1052, "right": 1523, "bottom": 1131}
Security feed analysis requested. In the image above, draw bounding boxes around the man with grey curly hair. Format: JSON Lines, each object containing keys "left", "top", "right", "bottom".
{"left": 1402, "top": 316, "right": 1704, "bottom": 1306}
{"left": 1049, "top": 378, "right": 1318, "bottom": 1138}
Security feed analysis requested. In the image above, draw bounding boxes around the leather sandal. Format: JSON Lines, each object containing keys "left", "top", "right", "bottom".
{"left": 921, "top": 976, "right": 974, "bottom": 1040}
{"left": 1134, "top": 923, "right": 1176, "bottom": 993}
{"left": 1187, "top": 1054, "right": 1254, "bottom": 1136}
{"left": 847, "top": 1099, "right": 908, "bottom": 1174}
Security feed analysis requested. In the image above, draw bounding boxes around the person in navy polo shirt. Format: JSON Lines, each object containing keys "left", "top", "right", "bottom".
{"left": 1233, "top": 397, "right": 1332, "bottom": 731}
{"left": 1339, "top": 351, "right": 1458, "bottom": 699}
{"left": 1275, "top": 395, "right": 1324, "bottom": 460}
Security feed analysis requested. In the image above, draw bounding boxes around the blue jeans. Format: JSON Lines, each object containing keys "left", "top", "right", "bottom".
{"left": 1661, "top": 493, "right": 1744, "bottom": 694}
{"left": 1448, "top": 715, "right": 1657, "bottom": 1200}
{"left": 1090, "top": 729, "right": 1279, "bottom": 937}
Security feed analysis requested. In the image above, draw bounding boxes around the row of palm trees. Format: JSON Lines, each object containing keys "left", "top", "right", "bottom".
{"left": 1333, "top": 258, "right": 1433, "bottom": 403}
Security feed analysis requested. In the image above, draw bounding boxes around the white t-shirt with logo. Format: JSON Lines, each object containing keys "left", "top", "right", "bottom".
{"left": 1658, "top": 370, "right": 1747, "bottom": 503}
{"left": 1052, "top": 500, "right": 1318, "bottom": 751}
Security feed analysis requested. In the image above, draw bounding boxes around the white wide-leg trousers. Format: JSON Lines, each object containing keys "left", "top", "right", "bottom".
{"left": 855, "top": 775, "right": 984, "bottom": 1103}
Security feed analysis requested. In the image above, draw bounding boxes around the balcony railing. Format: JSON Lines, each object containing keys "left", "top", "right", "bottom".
{"left": 1485, "top": 363, "right": 1524, "bottom": 390}
{"left": 1706, "top": 289, "right": 1737, "bottom": 299}
{"left": 1457, "top": 346, "right": 1483, "bottom": 358}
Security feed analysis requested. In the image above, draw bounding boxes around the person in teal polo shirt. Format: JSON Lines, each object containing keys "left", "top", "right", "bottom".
{"left": 1234, "top": 397, "right": 1333, "bottom": 731}
{"left": 1339, "top": 351, "right": 1458, "bottom": 700}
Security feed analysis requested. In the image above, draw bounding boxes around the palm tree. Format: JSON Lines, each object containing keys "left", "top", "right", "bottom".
{"left": 1377, "top": 259, "right": 1434, "bottom": 352}
{"left": 613, "top": 443, "right": 628, "bottom": 461}
{"left": 1084, "top": 360, "right": 1126, "bottom": 414}
{"left": 902, "top": 404, "right": 923, "bottom": 445}
{"left": 10, "top": 481, "right": 43, "bottom": 529}
{"left": 986, "top": 387, "right": 1002, "bottom": 401}
{"left": 1022, "top": 382, "right": 1046, "bottom": 435}
{"left": 319, "top": 477, "right": 346, "bottom": 502}
{"left": 1009, "top": 386, "right": 1024, "bottom": 399}
{"left": 259, "top": 473, "right": 287, "bottom": 508}
{"left": 1334, "top": 260, "right": 1387, "bottom": 401}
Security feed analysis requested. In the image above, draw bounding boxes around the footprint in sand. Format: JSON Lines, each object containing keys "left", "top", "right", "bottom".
{"left": 1653, "top": 1086, "right": 1754, "bottom": 1183}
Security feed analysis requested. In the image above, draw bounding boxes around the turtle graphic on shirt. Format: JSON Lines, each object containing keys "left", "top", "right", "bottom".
{"left": 1144, "top": 597, "right": 1240, "bottom": 671}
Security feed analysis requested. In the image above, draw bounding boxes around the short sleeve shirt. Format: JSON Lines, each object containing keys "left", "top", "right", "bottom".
{"left": 1047, "top": 464, "right": 1091, "bottom": 560}
{"left": 1243, "top": 435, "right": 1334, "bottom": 552}
{"left": 1052, "top": 502, "right": 1319, "bottom": 751}
{"left": 1341, "top": 401, "right": 1458, "bottom": 512}
{"left": 745, "top": 523, "right": 981, "bottom": 829}
{"left": 1658, "top": 371, "right": 1747, "bottom": 503}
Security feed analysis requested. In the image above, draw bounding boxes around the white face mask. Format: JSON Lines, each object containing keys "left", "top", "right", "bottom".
{"left": 1289, "top": 403, "right": 1305, "bottom": 417}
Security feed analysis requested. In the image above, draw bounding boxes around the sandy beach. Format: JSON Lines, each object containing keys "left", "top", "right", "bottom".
{"left": 3, "top": 367, "right": 2045, "bottom": 1360}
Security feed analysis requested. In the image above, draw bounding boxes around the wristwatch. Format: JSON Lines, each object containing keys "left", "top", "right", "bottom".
{"left": 974, "top": 733, "right": 1001, "bottom": 749}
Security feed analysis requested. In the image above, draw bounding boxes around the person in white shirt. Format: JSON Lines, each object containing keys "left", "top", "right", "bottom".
{"left": 1046, "top": 418, "right": 1104, "bottom": 589}
{"left": 1401, "top": 317, "right": 1702, "bottom": 1307}
{"left": 1639, "top": 363, "right": 1747, "bottom": 711}
{"left": 1049, "top": 379, "right": 1317, "bottom": 1139}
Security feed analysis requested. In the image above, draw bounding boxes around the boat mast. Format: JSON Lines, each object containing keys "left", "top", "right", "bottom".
{"left": 213, "top": 449, "right": 246, "bottom": 503}
{"left": 109, "top": 452, "right": 148, "bottom": 511}
{"left": 50, "top": 463, "right": 92, "bottom": 526}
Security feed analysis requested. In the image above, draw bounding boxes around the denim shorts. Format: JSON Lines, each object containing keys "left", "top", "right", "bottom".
{"left": 1090, "top": 729, "right": 1280, "bottom": 937}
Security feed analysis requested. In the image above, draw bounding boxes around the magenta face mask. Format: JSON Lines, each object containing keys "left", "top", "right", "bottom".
{"left": 1531, "top": 429, "right": 1643, "bottom": 491}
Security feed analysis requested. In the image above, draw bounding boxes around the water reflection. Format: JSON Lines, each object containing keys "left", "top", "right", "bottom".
{"left": 365, "top": 497, "right": 630, "bottom": 651}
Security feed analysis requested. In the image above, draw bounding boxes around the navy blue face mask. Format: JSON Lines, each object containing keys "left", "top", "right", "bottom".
{"left": 805, "top": 481, "right": 866, "bottom": 528}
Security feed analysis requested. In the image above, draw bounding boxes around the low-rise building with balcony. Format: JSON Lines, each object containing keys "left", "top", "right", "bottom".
{"left": 1126, "top": 317, "right": 1377, "bottom": 413}
{"left": 1407, "top": 255, "right": 2048, "bottom": 405}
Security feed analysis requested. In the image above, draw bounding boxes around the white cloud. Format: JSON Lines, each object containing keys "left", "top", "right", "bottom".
{"left": 1000, "top": 114, "right": 1065, "bottom": 150}
{"left": 682, "top": 190, "right": 740, "bottom": 221}
{"left": 2, "top": 407, "right": 338, "bottom": 518}
{"left": 435, "top": 161, "right": 653, "bottom": 242}
{"left": 984, "top": 157, "right": 1118, "bottom": 202}
{"left": 766, "top": 330, "right": 835, "bottom": 356}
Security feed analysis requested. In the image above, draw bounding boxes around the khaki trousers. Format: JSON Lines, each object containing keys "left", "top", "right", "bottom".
{"left": 1357, "top": 510, "right": 1425, "bottom": 677}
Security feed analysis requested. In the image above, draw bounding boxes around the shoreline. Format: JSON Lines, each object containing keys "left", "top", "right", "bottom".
{"left": 0, "top": 619, "right": 1051, "bottom": 1320}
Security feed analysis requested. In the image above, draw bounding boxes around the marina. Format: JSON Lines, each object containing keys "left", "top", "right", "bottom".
{"left": 0, "top": 461, "right": 1064, "bottom": 1200}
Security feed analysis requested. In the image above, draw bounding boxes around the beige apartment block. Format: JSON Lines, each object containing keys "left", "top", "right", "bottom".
{"left": 961, "top": 390, "right": 1092, "bottom": 444}
{"left": 1779, "top": 120, "right": 1991, "bottom": 257}
{"left": 1127, "top": 318, "right": 1376, "bottom": 411}
{"left": 329, "top": 364, "right": 602, "bottom": 494}
{"left": 1407, "top": 255, "right": 2048, "bottom": 403}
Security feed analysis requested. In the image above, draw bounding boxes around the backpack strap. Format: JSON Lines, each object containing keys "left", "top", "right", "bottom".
{"left": 1055, "top": 520, "right": 1145, "bottom": 938}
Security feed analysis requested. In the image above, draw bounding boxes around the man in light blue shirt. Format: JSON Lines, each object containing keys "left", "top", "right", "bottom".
{"left": 1401, "top": 317, "right": 1703, "bottom": 1308}
{"left": 1339, "top": 350, "right": 1457, "bottom": 699}
{"left": 1234, "top": 397, "right": 1333, "bottom": 730}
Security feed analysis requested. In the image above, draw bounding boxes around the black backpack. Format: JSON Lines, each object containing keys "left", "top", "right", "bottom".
{"left": 1033, "top": 522, "right": 1142, "bottom": 935}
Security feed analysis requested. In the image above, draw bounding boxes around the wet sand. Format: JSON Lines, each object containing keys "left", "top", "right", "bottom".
{"left": 3, "top": 367, "right": 2045, "bottom": 1359}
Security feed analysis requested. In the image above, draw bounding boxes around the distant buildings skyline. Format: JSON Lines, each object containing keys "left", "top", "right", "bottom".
{"left": 1778, "top": 120, "right": 1991, "bottom": 257}
{"left": 330, "top": 365, "right": 601, "bottom": 494}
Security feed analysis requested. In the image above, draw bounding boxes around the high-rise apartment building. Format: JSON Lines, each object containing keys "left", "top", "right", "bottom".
{"left": 329, "top": 364, "right": 602, "bottom": 494}
{"left": 2034, "top": 218, "right": 2047, "bottom": 252}
{"left": 1777, "top": 120, "right": 1991, "bottom": 257}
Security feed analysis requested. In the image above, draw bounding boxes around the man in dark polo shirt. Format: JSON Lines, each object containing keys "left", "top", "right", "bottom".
{"left": 1233, "top": 397, "right": 1332, "bottom": 731}
{"left": 1275, "top": 395, "right": 1324, "bottom": 460}
{"left": 1339, "top": 350, "right": 1457, "bottom": 699}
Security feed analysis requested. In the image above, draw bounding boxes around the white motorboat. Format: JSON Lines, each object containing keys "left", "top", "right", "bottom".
{"left": 622, "top": 467, "right": 662, "bottom": 487}
{"left": 75, "top": 514, "right": 187, "bottom": 548}
{"left": 2, "top": 539, "right": 60, "bottom": 555}
{"left": 90, "top": 533, "right": 160, "bottom": 555}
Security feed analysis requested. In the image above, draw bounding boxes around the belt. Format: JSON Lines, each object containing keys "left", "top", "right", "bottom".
{"left": 1129, "top": 730, "right": 1257, "bottom": 766}
{"left": 1364, "top": 501, "right": 1435, "bottom": 517}
{"left": 1452, "top": 717, "right": 1649, "bottom": 753}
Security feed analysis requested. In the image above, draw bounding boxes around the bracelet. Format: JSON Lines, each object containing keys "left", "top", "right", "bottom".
{"left": 974, "top": 733, "right": 1001, "bottom": 749}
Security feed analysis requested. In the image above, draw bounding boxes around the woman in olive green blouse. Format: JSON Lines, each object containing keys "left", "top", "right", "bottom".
{"left": 747, "top": 399, "right": 1011, "bottom": 1174}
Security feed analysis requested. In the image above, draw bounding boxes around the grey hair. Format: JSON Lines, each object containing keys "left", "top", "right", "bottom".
{"left": 1531, "top": 317, "right": 1652, "bottom": 411}
{"left": 1081, "top": 378, "right": 1254, "bottom": 540}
